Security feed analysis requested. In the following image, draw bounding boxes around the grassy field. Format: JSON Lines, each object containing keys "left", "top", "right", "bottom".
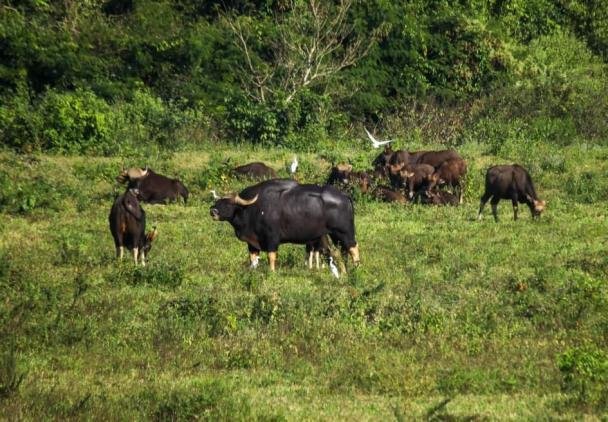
{"left": 1, "top": 139, "right": 607, "bottom": 420}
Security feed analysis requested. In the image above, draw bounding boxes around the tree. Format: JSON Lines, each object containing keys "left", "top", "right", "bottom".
{"left": 222, "top": 0, "right": 382, "bottom": 105}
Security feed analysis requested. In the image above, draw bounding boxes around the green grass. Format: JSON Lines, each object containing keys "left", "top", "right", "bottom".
{"left": 1, "top": 141, "right": 607, "bottom": 419}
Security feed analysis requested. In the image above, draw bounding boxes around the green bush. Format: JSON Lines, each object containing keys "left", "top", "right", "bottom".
{"left": 478, "top": 32, "right": 608, "bottom": 144}
{"left": 224, "top": 95, "right": 284, "bottom": 146}
{"left": 37, "top": 89, "right": 112, "bottom": 154}
{"left": 558, "top": 345, "right": 608, "bottom": 410}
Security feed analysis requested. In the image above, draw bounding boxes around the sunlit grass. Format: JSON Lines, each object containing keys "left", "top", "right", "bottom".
{"left": 1, "top": 142, "right": 607, "bottom": 419}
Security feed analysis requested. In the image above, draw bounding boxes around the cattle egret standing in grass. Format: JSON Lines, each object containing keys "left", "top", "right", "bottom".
{"left": 210, "top": 190, "right": 220, "bottom": 200}
{"left": 290, "top": 156, "right": 298, "bottom": 176}
{"left": 329, "top": 257, "right": 340, "bottom": 279}
{"left": 364, "top": 127, "right": 393, "bottom": 149}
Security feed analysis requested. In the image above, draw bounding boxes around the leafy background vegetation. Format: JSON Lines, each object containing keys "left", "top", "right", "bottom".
{"left": 1, "top": 0, "right": 607, "bottom": 419}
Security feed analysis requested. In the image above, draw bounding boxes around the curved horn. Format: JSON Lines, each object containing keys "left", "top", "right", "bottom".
{"left": 233, "top": 193, "right": 258, "bottom": 206}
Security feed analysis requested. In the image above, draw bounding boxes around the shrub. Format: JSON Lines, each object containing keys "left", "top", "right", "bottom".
{"left": 0, "top": 344, "right": 26, "bottom": 400}
{"left": 558, "top": 345, "right": 608, "bottom": 410}
{"left": 152, "top": 379, "right": 257, "bottom": 420}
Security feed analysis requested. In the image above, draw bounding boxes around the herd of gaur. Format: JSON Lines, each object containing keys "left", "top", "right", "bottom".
{"left": 110, "top": 140, "right": 546, "bottom": 275}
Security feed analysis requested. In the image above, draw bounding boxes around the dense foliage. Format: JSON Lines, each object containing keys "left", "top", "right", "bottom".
{"left": 1, "top": 0, "right": 607, "bottom": 152}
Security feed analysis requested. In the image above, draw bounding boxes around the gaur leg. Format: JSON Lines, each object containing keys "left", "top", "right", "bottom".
{"left": 113, "top": 233, "right": 124, "bottom": 260}
{"left": 140, "top": 250, "right": 146, "bottom": 266}
{"left": 348, "top": 245, "right": 360, "bottom": 266}
{"left": 477, "top": 192, "right": 491, "bottom": 220}
{"left": 491, "top": 197, "right": 500, "bottom": 222}
{"left": 457, "top": 181, "right": 464, "bottom": 204}
{"left": 248, "top": 244, "right": 260, "bottom": 269}
{"left": 314, "top": 251, "right": 320, "bottom": 269}
{"left": 511, "top": 193, "right": 519, "bottom": 221}
{"left": 133, "top": 247, "right": 139, "bottom": 264}
{"left": 268, "top": 251, "right": 277, "bottom": 271}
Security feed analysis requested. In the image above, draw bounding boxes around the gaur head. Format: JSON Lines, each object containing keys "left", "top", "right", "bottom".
{"left": 116, "top": 166, "right": 149, "bottom": 184}
{"left": 528, "top": 196, "right": 546, "bottom": 218}
{"left": 332, "top": 163, "right": 353, "bottom": 184}
{"left": 388, "top": 162, "right": 404, "bottom": 176}
{"left": 356, "top": 172, "right": 371, "bottom": 193}
{"left": 210, "top": 194, "right": 259, "bottom": 221}
{"left": 426, "top": 172, "right": 444, "bottom": 191}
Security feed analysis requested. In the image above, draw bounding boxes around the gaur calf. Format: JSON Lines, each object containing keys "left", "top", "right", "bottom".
{"left": 478, "top": 164, "right": 546, "bottom": 221}
{"left": 429, "top": 158, "right": 467, "bottom": 203}
{"left": 420, "top": 190, "right": 459, "bottom": 206}
{"left": 389, "top": 162, "right": 438, "bottom": 200}
{"left": 109, "top": 189, "right": 158, "bottom": 265}
{"left": 373, "top": 186, "right": 408, "bottom": 204}
{"left": 326, "top": 164, "right": 371, "bottom": 194}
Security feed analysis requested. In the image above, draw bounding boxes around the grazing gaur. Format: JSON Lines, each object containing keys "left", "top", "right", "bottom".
{"left": 429, "top": 158, "right": 467, "bottom": 203}
{"left": 420, "top": 190, "right": 459, "bottom": 206}
{"left": 326, "top": 164, "right": 371, "bottom": 193}
{"left": 116, "top": 167, "right": 189, "bottom": 204}
{"left": 210, "top": 179, "right": 359, "bottom": 273}
{"left": 389, "top": 162, "right": 437, "bottom": 200}
{"left": 478, "top": 164, "right": 546, "bottom": 221}
{"left": 232, "top": 162, "right": 277, "bottom": 180}
{"left": 373, "top": 186, "right": 408, "bottom": 204}
{"left": 108, "top": 189, "right": 158, "bottom": 265}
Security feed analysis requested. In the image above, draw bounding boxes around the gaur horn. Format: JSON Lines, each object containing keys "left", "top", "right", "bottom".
{"left": 233, "top": 194, "right": 258, "bottom": 206}
{"left": 336, "top": 163, "right": 353, "bottom": 172}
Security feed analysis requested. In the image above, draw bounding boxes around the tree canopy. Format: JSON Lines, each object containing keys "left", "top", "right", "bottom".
{"left": 1, "top": 0, "right": 607, "bottom": 152}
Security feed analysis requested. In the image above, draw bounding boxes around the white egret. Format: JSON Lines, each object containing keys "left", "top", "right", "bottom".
{"left": 290, "top": 155, "right": 298, "bottom": 176}
{"left": 329, "top": 257, "right": 340, "bottom": 279}
{"left": 364, "top": 127, "right": 393, "bottom": 149}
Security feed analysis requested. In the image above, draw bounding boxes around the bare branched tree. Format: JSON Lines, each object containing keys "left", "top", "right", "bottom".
{"left": 223, "top": 0, "right": 382, "bottom": 105}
